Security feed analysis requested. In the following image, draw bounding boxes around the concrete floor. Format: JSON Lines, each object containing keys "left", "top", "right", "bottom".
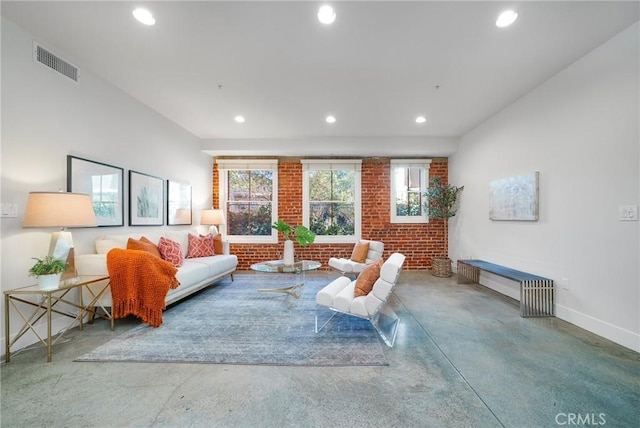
{"left": 1, "top": 271, "right": 638, "bottom": 428}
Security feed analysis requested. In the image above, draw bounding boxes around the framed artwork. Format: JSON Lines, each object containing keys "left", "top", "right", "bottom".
{"left": 129, "top": 170, "right": 164, "bottom": 226}
{"left": 489, "top": 171, "right": 539, "bottom": 221}
{"left": 67, "top": 155, "right": 124, "bottom": 227}
{"left": 167, "top": 180, "right": 192, "bottom": 225}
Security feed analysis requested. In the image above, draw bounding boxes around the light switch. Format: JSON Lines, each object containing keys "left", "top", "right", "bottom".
{"left": 619, "top": 205, "right": 638, "bottom": 221}
{"left": 1, "top": 203, "right": 18, "bottom": 218}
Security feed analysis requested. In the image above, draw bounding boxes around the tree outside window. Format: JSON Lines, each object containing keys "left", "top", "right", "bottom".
{"left": 226, "top": 170, "right": 273, "bottom": 236}
{"left": 390, "top": 159, "right": 431, "bottom": 223}
{"left": 302, "top": 160, "right": 361, "bottom": 243}
{"left": 308, "top": 169, "right": 355, "bottom": 235}
{"left": 217, "top": 159, "right": 278, "bottom": 243}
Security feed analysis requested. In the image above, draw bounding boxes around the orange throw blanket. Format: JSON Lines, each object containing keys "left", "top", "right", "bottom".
{"left": 107, "top": 248, "right": 180, "bottom": 327}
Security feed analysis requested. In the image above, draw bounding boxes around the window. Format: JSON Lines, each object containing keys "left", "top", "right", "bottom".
{"left": 390, "top": 159, "right": 431, "bottom": 223}
{"left": 216, "top": 159, "right": 278, "bottom": 243}
{"left": 302, "top": 160, "right": 361, "bottom": 243}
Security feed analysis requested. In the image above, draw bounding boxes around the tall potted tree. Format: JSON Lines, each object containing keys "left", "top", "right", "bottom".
{"left": 424, "top": 176, "right": 464, "bottom": 277}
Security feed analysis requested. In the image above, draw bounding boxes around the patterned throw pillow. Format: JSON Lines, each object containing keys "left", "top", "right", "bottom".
{"left": 127, "top": 237, "right": 161, "bottom": 259}
{"left": 354, "top": 258, "right": 384, "bottom": 297}
{"left": 187, "top": 233, "right": 216, "bottom": 258}
{"left": 158, "top": 237, "right": 184, "bottom": 267}
{"left": 350, "top": 241, "right": 370, "bottom": 263}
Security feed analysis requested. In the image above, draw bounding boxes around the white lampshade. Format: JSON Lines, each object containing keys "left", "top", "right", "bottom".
{"left": 23, "top": 192, "right": 97, "bottom": 228}
{"left": 23, "top": 191, "right": 97, "bottom": 280}
{"left": 200, "top": 209, "right": 225, "bottom": 226}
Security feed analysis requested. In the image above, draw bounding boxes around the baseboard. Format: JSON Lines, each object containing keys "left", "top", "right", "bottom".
{"left": 555, "top": 304, "right": 640, "bottom": 353}
{"left": 453, "top": 266, "right": 640, "bottom": 353}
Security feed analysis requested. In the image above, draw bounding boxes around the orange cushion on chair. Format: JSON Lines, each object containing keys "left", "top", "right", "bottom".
{"left": 127, "top": 237, "right": 161, "bottom": 259}
{"left": 350, "top": 241, "right": 370, "bottom": 263}
{"left": 354, "top": 258, "right": 384, "bottom": 297}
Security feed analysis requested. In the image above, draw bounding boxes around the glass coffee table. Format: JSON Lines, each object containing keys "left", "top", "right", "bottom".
{"left": 250, "top": 260, "right": 321, "bottom": 298}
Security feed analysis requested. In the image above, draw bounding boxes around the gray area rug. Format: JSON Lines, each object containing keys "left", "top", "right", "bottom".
{"left": 75, "top": 273, "right": 388, "bottom": 366}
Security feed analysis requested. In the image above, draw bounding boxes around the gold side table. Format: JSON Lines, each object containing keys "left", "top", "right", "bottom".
{"left": 4, "top": 275, "right": 110, "bottom": 363}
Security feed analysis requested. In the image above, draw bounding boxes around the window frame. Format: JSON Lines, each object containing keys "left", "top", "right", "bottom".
{"left": 216, "top": 159, "right": 278, "bottom": 244}
{"left": 301, "top": 159, "right": 362, "bottom": 244}
{"left": 390, "top": 159, "right": 431, "bottom": 224}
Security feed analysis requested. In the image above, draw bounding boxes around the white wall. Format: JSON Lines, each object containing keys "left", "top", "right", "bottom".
{"left": 449, "top": 22, "right": 639, "bottom": 351}
{"left": 1, "top": 18, "right": 213, "bottom": 355}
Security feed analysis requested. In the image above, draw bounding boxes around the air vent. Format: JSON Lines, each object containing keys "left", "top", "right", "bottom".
{"left": 33, "top": 42, "right": 79, "bottom": 82}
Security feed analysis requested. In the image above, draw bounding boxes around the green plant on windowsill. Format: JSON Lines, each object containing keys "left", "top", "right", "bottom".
{"left": 28, "top": 256, "right": 68, "bottom": 277}
{"left": 271, "top": 220, "right": 316, "bottom": 247}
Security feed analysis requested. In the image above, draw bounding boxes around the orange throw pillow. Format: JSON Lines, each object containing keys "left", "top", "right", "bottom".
{"left": 350, "top": 241, "right": 370, "bottom": 263}
{"left": 127, "top": 237, "right": 161, "bottom": 259}
{"left": 213, "top": 234, "right": 224, "bottom": 254}
{"left": 354, "top": 258, "right": 384, "bottom": 297}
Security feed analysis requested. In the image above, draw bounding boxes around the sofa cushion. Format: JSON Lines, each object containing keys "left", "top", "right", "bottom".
{"left": 158, "top": 237, "right": 184, "bottom": 267}
{"left": 187, "top": 234, "right": 216, "bottom": 258}
{"left": 350, "top": 241, "right": 370, "bottom": 263}
{"left": 188, "top": 254, "right": 238, "bottom": 277}
{"left": 127, "top": 237, "right": 161, "bottom": 259}
{"left": 96, "top": 235, "right": 128, "bottom": 254}
{"left": 173, "top": 260, "right": 211, "bottom": 288}
{"left": 354, "top": 258, "right": 383, "bottom": 297}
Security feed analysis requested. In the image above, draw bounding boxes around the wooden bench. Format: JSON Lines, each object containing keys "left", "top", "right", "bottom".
{"left": 457, "top": 259, "right": 555, "bottom": 317}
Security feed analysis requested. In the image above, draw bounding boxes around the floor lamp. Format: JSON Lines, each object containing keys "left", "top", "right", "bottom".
{"left": 22, "top": 192, "right": 97, "bottom": 280}
{"left": 200, "top": 209, "right": 225, "bottom": 235}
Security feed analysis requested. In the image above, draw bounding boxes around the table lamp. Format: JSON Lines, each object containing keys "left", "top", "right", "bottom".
{"left": 22, "top": 191, "right": 97, "bottom": 279}
{"left": 200, "top": 209, "right": 225, "bottom": 235}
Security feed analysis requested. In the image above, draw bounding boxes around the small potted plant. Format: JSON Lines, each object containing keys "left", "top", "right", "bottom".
{"left": 29, "top": 256, "right": 68, "bottom": 290}
{"left": 424, "top": 176, "right": 464, "bottom": 277}
{"left": 272, "top": 220, "right": 316, "bottom": 265}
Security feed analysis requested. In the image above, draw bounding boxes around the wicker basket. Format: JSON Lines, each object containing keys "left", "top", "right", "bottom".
{"left": 432, "top": 257, "right": 452, "bottom": 277}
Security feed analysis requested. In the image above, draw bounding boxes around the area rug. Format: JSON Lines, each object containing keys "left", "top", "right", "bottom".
{"left": 75, "top": 273, "right": 388, "bottom": 366}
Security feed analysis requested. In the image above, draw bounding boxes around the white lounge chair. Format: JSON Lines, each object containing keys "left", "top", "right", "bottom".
{"left": 316, "top": 252, "right": 406, "bottom": 347}
{"left": 327, "top": 239, "right": 384, "bottom": 276}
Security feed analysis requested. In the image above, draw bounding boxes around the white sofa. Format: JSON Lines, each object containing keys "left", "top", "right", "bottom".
{"left": 75, "top": 228, "right": 238, "bottom": 327}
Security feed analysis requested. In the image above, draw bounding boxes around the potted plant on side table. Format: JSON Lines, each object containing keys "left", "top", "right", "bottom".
{"left": 29, "top": 256, "right": 68, "bottom": 290}
{"left": 424, "top": 176, "right": 464, "bottom": 277}
{"left": 272, "top": 220, "right": 316, "bottom": 265}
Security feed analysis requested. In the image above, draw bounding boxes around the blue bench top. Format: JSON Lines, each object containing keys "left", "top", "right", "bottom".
{"left": 459, "top": 260, "right": 552, "bottom": 282}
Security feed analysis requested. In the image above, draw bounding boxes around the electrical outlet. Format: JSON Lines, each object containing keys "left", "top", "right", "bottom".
{"left": 559, "top": 277, "right": 569, "bottom": 290}
{"left": 1, "top": 203, "right": 18, "bottom": 218}
{"left": 619, "top": 205, "right": 638, "bottom": 221}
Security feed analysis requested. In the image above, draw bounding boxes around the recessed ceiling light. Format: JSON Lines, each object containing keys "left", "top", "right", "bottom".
{"left": 326, "top": 115, "right": 336, "bottom": 124}
{"left": 132, "top": 8, "right": 155, "bottom": 26}
{"left": 318, "top": 5, "right": 336, "bottom": 25}
{"left": 496, "top": 10, "right": 518, "bottom": 28}
{"left": 234, "top": 116, "right": 245, "bottom": 123}
{"left": 416, "top": 116, "right": 427, "bottom": 124}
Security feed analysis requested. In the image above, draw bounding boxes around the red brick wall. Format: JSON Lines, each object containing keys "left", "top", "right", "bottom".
{"left": 213, "top": 158, "right": 448, "bottom": 270}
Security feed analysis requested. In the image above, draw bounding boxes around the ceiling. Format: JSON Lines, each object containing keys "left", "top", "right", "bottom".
{"left": 2, "top": 1, "right": 639, "bottom": 156}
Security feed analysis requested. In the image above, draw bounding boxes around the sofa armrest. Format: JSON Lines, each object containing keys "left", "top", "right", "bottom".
{"left": 76, "top": 254, "right": 108, "bottom": 276}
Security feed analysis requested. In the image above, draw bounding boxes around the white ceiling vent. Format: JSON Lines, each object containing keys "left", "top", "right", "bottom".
{"left": 33, "top": 41, "right": 79, "bottom": 82}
